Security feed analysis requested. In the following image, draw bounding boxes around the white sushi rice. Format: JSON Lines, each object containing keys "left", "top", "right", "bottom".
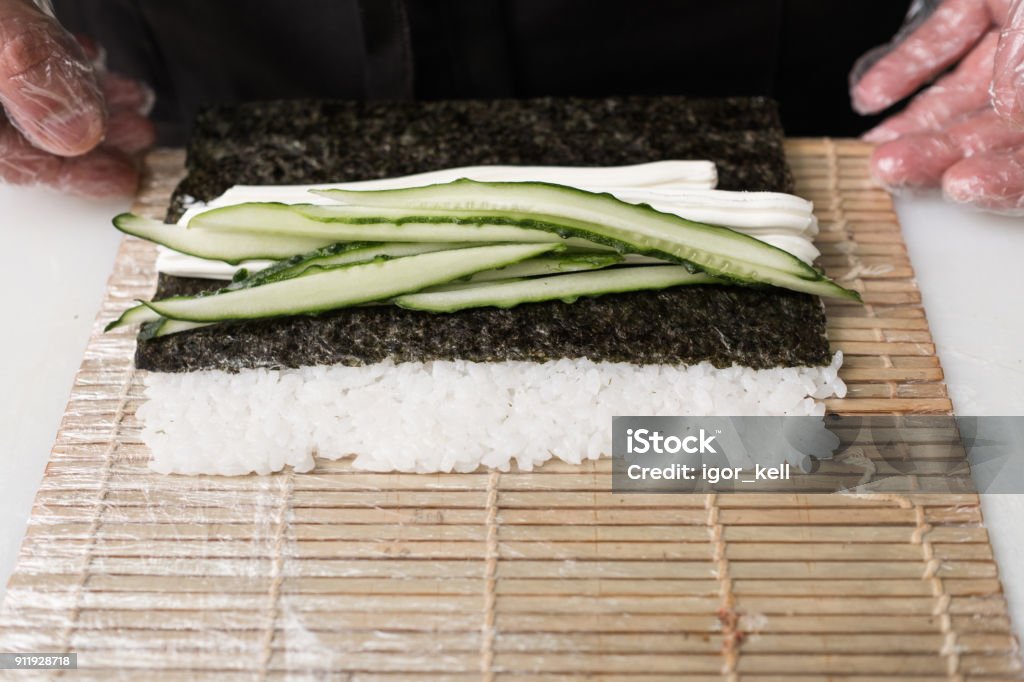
{"left": 138, "top": 353, "right": 845, "bottom": 476}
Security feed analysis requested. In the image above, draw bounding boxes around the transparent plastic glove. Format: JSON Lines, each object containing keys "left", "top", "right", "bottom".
{"left": 851, "top": 0, "right": 1024, "bottom": 214}
{"left": 993, "top": 0, "right": 1024, "bottom": 125}
{"left": 0, "top": 0, "right": 154, "bottom": 197}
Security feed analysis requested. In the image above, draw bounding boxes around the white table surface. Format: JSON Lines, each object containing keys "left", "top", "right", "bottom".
{"left": 0, "top": 184, "right": 1022, "bottom": 643}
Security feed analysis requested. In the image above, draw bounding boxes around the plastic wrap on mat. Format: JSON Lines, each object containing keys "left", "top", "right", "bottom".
{"left": 0, "top": 142, "right": 1019, "bottom": 680}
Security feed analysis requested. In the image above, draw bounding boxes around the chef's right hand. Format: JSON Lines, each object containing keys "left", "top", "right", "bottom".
{"left": 851, "top": 0, "right": 1024, "bottom": 214}
{"left": 0, "top": 0, "right": 154, "bottom": 198}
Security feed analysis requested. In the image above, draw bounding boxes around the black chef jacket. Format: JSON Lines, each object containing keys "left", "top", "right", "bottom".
{"left": 53, "top": 0, "right": 911, "bottom": 143}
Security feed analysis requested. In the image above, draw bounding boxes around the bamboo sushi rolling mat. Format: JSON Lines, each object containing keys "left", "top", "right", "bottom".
{"left": 0, "top": 138, "right": 1019, "bottom": 681}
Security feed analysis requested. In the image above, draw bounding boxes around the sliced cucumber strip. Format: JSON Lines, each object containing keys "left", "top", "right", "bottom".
{"left": 312, "top": 181, "right": 857, "bottom": 300}
{"left": 113, "top": 213, "right": 335, "bottom": 263}
{"left": 107, "top": 242, "right": 489, "bottom": 331}
{"left": 109, "top": 304, "right": 162, "bottom": 329}
{"left": 141, "top": 243, "right": 562, "bottom": 323}
{"left": 395, "top": 266, "right": 721, "bottom": 312}
{"left": 189, "top": 202, "right": 566, "bottom": 244}
{"left": 465, "top": 253, "right": 623, "bottom": 283}
{"left": 224, "top": 241, "right": 476, "bottom": 290}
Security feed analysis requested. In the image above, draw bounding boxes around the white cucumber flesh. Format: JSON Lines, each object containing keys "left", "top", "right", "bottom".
{"left": 113, "top": 213, "right": 334, "bottom": 263}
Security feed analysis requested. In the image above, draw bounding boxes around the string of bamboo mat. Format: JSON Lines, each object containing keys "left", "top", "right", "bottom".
{"left": 0, "top": 139, "right": 1019, "bottom": 680}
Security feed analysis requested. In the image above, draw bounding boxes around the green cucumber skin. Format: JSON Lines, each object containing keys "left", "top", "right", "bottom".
{"left": 395, "top": 266, "right": 722, "bottom": 313}
{"left": 143, "top": 243, "right": 562, "bottom": 323}
{"left": 112, "top": 213, "right": 335, "bottom": 263}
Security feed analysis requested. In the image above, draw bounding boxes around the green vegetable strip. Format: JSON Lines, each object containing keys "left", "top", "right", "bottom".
{"left": 142, "top": 243, "right": 562, "bottom": 323}
{"left": 108, "top": 242, "right": 492, "bottom": 330}
{"left": 108, "top": 304, "right": 163, "bottom": 330}
{"left": 394, "top": 266, "right": 721, "bottom": 313}
{"left": 189, "top": 202, "right": 567, "bottom": 244}
{"left": 113, "top": 213, "right": 336, "bottom": 263}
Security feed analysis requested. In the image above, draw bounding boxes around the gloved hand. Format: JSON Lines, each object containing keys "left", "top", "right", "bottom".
{"left": 851, "top": 0, "right": 1024, "bottom": 214}
{"left": 0, "top": 0, "right": 154, "bottom": 197}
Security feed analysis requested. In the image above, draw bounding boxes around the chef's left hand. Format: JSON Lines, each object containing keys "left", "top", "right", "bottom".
{"left": 0, "top": 0, "right": 154, "bottom": 198}
{"left": 851, "top": 0, "right": 1024, "bottom": 214}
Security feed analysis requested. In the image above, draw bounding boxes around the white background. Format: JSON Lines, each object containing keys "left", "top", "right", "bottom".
{"left": 0, "top": 184, "right": 1022, "bottom": 640}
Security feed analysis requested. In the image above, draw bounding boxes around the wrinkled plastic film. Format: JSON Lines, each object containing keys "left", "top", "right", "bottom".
{"left": 30, "top": 0, "right": 54, "bottom": 18}
{"left": 0, "top": 4, "right": 154, "bottom": 196}
{"left": 0, "top": 2, "right": 104, "bottom": 155}
{"left": 849, "top": 0, "right": 945, "bottom": 104}
{"left": 862, "top": 31, "right": 999, "bottom": 144}
{"left": 943, "top": 145, "right": 1024, "bottom": 211}
{"left": 992, "top": 0, "right": 1024, "bottom": 126}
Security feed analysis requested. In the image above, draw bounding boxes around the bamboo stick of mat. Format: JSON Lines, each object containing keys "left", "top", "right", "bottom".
{"left": 0, "top": 139, "right": 1018, "bottom": 681}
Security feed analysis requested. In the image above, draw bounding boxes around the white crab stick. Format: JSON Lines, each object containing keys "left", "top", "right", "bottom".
{"left": 612, "top": 188, "right": 818, "bottom": 235}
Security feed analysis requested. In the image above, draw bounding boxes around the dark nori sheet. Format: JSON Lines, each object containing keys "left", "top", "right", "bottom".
{"left": 141, "top": 276, "right": 830, "bottom": 373}
{"left": 139, "top": 95, "right": 830, "bottom": 373}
